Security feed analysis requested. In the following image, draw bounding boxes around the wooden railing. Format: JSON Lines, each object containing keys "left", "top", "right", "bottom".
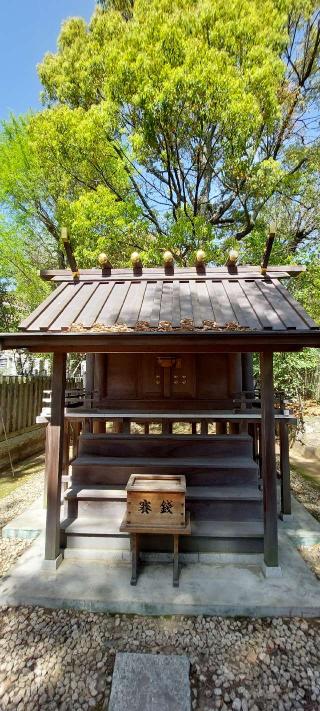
{"left": 0, "top": 375, "right": 83, "bottom": 439}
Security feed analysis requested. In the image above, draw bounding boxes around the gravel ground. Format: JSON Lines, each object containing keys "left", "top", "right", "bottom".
{"left": 0, "top": 454, "right": 319, "bottom": 710}
{"left": 0, "top": 539, "right": 31, "bottom": 578}
{"left": 0, "top": 461, "right": 44, "bottom": 577}
{"left": 0, "top": 609, "right": 319, "bottom": 711}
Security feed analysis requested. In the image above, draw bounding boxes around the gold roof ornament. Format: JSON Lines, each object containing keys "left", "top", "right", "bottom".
{"left": 131, "top": 251, "right": 142, "bottom": 267}
{"left": 195, "top": 249, "right": 206, "bottom": 266}
{"left": 163, "top": 250, "right": 174, "bottom": 266}
{"left": 227, "top": 248, "right": 239, "bottom": 265}
{"left": 98, "top": 253, "right": 111, "bottom": 268}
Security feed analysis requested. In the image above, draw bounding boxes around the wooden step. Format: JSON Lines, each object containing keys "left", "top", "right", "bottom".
{"left": 64, "top": 483, "right": 262, "bottom": 521}
{"left": 64, "top": 516, "right": 127, "bottom": 537}
{"left": 65, "top": 484, "right": 262, "bottom": 502}
{"left": 63, "top": 515, "right": 264, "bottom": 554}
{"left": 63, "top": 507, "right": 264, "bottom": 554}
{"left": 65, "top": 485, "right": 126, "bottom": 501}
{"left": 71, "top": 455, "right": 259, "bottom": 486}
{"left": 187, "top": 486, "right": 262, "bottom": 501}
{"left": 79, "top": 433, "right": 254, "bottom": 459}
{"left": 72, "top": 455, "right": 258, "bottom": 468}
{"left": 63, "top": 515, "right": 263, "bottom": 540}
{"left": 191, "top": 520, "right": 264, "bottom": 538}
{"left": 65, "top": 485, "right": 262, "bottom": 521}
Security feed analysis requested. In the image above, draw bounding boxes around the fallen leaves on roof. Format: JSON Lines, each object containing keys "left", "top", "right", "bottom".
{"left": 68, "top": 319, "right": 252, "bottom": 333}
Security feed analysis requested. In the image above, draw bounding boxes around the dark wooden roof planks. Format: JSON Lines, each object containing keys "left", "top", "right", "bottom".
{"left": 0, "top": 265, "right": 319, "bottom": 353}
{"left": 18, "top": 266, "right": 317, "bottom": 334}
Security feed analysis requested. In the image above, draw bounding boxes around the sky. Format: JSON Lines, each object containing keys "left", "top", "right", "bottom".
{"left": 0, "top": 0, "right": 95, "bottom": 122}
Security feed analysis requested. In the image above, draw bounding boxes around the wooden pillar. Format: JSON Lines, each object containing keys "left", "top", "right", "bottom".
{"left": 260, "top": 351, "right": 278, "bottom": 568}
{"left": 229, "top": 422, "right": 239, "bottom": 434}
{"left": 113, "top": 420, "right": 123, "bottom": 433}
{"left": 122, "top": 419, "right": 131, "bottom": 434}
{"left": 43, "top": 424, "right": 50, "bottom": 508}
{"left": 44, "top": 352, "right": 66, "bottom": 562}
{"left": 257, "top": 423, "right": 262, "bottom": 475}
{"left": 228, "top": 353, "right": 242, "bottom": 396}
{"left": 249, "top": 423, "right": 258, "bottom": 462}
{"left": 200, "top": 420, "right": 208, "bottom": 435}
{"left": 84, "top": 353, "right": 94, "bottom": 433}
{"left": 279, "top": 421, "right": 291, "bottom": 517}
{"left": 216, "top": 422, "right": 227, "bottom": 434}
{"left": 93, "top": 353, "right": 106, "bottom": 433}
{"left": 72, "top": 421, "right": 81, "bottom": 457}
{"left": 241, "top": 353, "right": 254, "bottom": 395}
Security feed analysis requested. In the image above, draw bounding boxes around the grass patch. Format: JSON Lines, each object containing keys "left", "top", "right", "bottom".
{"left": 292, "top": 464, "right": 320, "bottom": 490}
{"left": 0, "top": 456, "right": 44, "bottom": 500}
{"left": 291, "top": 468, "right": 320, "bottom": 523}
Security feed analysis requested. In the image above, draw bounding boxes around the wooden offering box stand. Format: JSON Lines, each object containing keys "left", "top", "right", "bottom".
{"left": 120, "top": 474, "right": 191, "bottom": 587}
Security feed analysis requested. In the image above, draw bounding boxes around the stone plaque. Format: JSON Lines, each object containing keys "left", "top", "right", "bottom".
{"left": 108, "top": 652, "right": 191, "bottom": 711}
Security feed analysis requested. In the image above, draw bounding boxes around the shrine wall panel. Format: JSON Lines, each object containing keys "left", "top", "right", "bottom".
{"left": 96, "top": 352, "right": 243, "bottom": 408}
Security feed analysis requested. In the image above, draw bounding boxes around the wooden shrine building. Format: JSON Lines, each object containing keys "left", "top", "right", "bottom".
{"left": 0, "top": 262, "right": 319, "bottom": 576}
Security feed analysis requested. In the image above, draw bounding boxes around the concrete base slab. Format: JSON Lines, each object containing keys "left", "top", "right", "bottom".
{"left": 0, "top": 525, "right": 319, "bottom": 616}
{"left": 279, "top": 513, "right": 293, "bottom": 522}
{"left": 262, "top": 563, "right": 282, "bottom": 578}
{"left": 108, "top": 653, "right": 191, "bottom": 711}
{"left": 280, "top": 495, "right": 320, "bottom": 546}
{"left": 0, "top": 493, "right": 320, "bottom": 617}
{"left": 2, "top": 497, "right": 46, "bottom": 540}
{"left": 41, "top": 554, "right": 64, "bottom": 572}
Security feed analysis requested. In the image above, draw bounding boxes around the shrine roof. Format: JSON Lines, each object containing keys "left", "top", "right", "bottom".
{"left": 17, "top": 264, "right": 318, "bottom": 335}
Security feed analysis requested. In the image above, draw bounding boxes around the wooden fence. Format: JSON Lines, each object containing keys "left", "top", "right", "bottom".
{"left": 0, "top": 375, "right": 83, "bottom": 439}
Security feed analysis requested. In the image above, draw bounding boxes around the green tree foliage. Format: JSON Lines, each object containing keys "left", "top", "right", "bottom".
{"left": 0, "top": 282, "right": 19, "bottom": 332}
{"left": 27, "top": 106, "right": 149, "bottom": 266}
{"left": 0, "top": 116, "right": 65, "bottom": 267}
{"left": 0, "top": 0, "right": 319, "bottom": 287}
{"left": 0, "top": 0, "right": 318, "bottom": 397}
{"left": 32, "top": 0, "right": 320, "bottom": 264}
{"left": 253, "top": 348, "right": 320, "bottom": 404}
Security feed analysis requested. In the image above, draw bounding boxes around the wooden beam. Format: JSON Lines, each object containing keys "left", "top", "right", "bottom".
{"left": 260, "top": 351, "right": 278, "bottom": 567}
{"left": 39, "top": 264, "right": 306, "bottom": 281}
{"left": 1, "top": 331, "right": 319, "bottom": 354}
{"left": 44, "top": 352, "right": 66, "bottom": 561}
{"left": 279, "top": 421, "right": 291, "bottom": 517}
